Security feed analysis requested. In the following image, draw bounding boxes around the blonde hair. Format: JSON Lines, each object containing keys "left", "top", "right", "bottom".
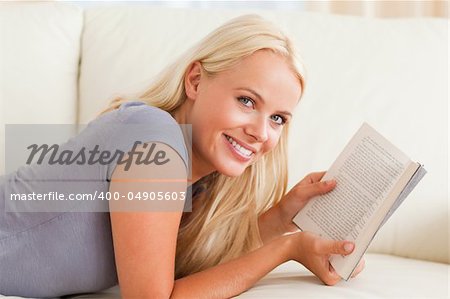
{"left": 102, "top": 14, "right": 307, "bottom": 278}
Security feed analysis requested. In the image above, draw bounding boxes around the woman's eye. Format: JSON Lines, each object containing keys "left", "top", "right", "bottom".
{"left": 271, "top": 115, "right": 287, "bottom": 125}
{"left": 237, "top": 96, "right": 254, "bottom": 108}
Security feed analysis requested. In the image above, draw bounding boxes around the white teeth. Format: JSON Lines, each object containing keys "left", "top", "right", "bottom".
{"left": 225, "top": 135, "right": 253, "bottom": 157}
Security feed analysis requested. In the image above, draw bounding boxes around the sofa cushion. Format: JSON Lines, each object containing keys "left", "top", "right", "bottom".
{"left": 237, "top": 254, "right": 449, "bottom": 298}
{"left": 44, "top": 253, "right": 448, "bottom": 299}
{"left": 1, "top": 254, "right": 448, "bottom": 298}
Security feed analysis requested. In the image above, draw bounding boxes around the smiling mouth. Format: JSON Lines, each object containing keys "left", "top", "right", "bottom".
{"left": 223, "top": 134, "right": 254, "bottom": 158}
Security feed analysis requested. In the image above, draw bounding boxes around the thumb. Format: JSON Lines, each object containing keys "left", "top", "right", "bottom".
{"left": 329, "top": 263, "right": 341, "bottom": 279}
{"left": 322, "top": 240, "right": 355, "bottom": 255}
{"left": 295, "top": 179, "right": 337, "bottom": 201}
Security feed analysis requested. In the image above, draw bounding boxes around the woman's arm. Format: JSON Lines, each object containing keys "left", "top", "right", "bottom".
{"left": 257, "top": 204, "right": 285, "bottom": 245}
{"left": 109, "top": 142, "right": 188, "bottom": 298}
{"left": 109, "top": 142, "right": 293, "bottom": 298}
{"left": 172, "top": 229, "right": 359, "bottom": 298}
{"left": 171, "top": 235, "right": 291, "bottom": 299}
{"left": 110, "top": 145, "right": 358, "bottom": 298}
{"left": 109, "top": 141, "right": 290, "bottom": 297}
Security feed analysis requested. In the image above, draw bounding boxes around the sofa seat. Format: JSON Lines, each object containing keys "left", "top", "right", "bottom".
{"left": 46, "top": 253, "right": 447, "bottom": 299}
{"left": 0, "top": 254, "right": 447, "bottom": 298}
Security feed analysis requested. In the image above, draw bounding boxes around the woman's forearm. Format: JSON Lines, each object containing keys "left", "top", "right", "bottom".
{"left": 257, "top": 205, "right": 286, "bottom": 245}
{"left": 170, "top": 235, "right": 291, "bottom": 299}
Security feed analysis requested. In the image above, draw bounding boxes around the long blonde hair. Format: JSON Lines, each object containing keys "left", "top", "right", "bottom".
{"left": 102, "top": 14, "right": 307, "bottom": 278}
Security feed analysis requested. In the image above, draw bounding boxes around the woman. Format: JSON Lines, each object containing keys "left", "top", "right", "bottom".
{"left": 0, "top": 14, "right": 364, "bottom": 298}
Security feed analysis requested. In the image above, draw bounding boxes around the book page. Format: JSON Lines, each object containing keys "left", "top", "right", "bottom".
{"left": 293, "top": 123, "right": 412, "bottom": 240}
{"left": 292, "top": 122, "right": 418, "bottom": 279}
{"left": 329, "top": 160, "right": 421, "bottom": 281}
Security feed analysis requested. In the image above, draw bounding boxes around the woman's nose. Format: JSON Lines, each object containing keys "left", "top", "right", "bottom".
{"left": 244, "top": 115, "right": 269, "bottom": 142}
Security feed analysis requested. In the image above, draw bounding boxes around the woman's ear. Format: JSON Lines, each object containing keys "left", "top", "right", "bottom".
{"left": 184, "top": 61, "right": 203, "bottom": 101}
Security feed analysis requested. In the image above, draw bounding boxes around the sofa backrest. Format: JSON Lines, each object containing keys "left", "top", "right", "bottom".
{"left": 1, "top": 3, "right": 448, "bottom": 264}
{"left": 0, "top": 3, "right": 82, "bottom": 175}
{"left": 78, "top": 6, "right": 448, "bottom": 264}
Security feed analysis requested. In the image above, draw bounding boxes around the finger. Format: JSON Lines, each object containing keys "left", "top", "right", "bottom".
{"left": 318, "top": 239, "right": 355, "bottom": 255}
{"left": 299, "top": 171, "right": 326, "bottom": 186}
{"left": 322, "top": 263, "right": 341, "bottom": 286}
{"left": 294, "top": 179, "right": 336, "bottom": 200}
{"left": 351, "top": 258, "right": 365, "bottom": 278}
{"left": 328, "top": 263, "right": 342, "bottom": 280}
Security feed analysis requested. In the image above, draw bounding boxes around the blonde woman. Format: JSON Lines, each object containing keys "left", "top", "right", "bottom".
{"left": 0, "top": 14, "right": 364, "bottom": 298}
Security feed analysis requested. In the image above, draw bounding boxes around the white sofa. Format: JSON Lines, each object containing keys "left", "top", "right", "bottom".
{"left": 0, "top": 2, "right": 448, "bottom": 298}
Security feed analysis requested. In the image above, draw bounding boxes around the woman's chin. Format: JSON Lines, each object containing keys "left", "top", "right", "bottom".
{"left": 212, "top": 149, "right": 255, "bottom": 177}
{"left": 215, "top": 164, "right": 248, "bottom": 177}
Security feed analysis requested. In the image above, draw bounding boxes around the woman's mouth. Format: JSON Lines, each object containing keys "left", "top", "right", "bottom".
{"left": 223, "top": 134, "right": 254, "bottom": 161}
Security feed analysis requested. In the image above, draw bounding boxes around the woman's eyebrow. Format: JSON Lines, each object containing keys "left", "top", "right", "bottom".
{"left": 236, "top": 87, "right": 292, "bottom": 117}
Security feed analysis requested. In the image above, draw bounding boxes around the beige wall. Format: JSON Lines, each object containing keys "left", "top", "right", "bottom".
{"left": 305, "top": 0, "right": 448, "bottom": 18}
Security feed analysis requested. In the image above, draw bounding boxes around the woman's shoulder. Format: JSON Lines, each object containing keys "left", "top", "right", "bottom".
{"left": 90, "top": 100, "right": 176, "bottom": 129}
{"left": 116, "top": 100, "right": 177, "bottom": 126}
{"left": 101, "top": 101, "right": 189, "bottom": 173}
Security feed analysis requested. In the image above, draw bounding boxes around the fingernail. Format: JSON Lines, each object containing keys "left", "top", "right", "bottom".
{"left": 344, "top": 243, "right": 354, "bottom": 253}
{"left": 324, "top": 179, "right": 336, "bottom": 186}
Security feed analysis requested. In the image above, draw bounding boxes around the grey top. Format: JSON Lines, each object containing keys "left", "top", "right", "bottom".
{"left": 0, "top": 101, "right": 190, "bottom": 298}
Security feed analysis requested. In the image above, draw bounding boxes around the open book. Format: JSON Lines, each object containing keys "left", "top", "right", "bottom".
{"left": 292, "top": 122, "right": 426, "bottom": 281}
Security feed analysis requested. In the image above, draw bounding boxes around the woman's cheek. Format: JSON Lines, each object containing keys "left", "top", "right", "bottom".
{"left": 266, "top": 132, "right": 282, "bottom": 151}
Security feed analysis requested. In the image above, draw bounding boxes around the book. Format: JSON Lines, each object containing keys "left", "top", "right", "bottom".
{"left": 292, "top": 122, "right": 427, "bottom": 281}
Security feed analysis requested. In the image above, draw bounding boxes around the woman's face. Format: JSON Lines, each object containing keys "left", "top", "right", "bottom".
{"left": 185, "top": 50, "right": 302, "bottom": 178}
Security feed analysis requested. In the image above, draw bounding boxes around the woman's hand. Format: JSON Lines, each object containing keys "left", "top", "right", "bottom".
{"left": 279, "top": 171, "right": 336, "bottom": 234}
{"left": 284, "top": 231, "right": 365, "bottom": 285}
{"left": 258, "top": 171, "right": 365, "bottom": 283}
{"left": 258, "top": 171, "right": 336, "bottom": 243}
